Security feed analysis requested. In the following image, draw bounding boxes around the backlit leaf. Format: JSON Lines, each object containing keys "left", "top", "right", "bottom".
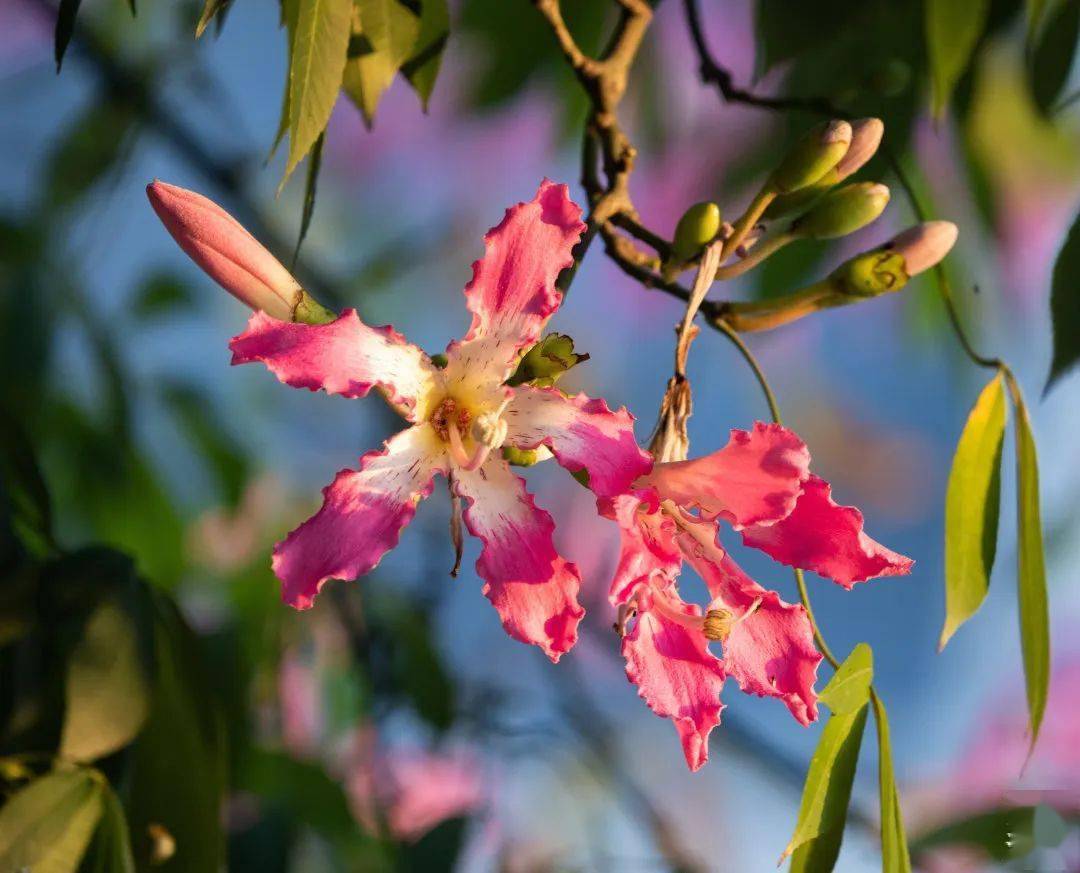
{"left": 401, "top": 0, "right": 449, "bottom": 109}
{"left": 344, "top": 0, "right": 421, "bottom": 126}
{"left": 927, "top": 0, "right": 991, "bottom": 117}
{"left": 818, "top": 643, "right": 873, "bottom": 715}
{"left": 195, "top": 0, "right": 232, "bottom": 38}
{"left": 940, "top": 372, "right": 1006, "bottom": 649}
{"left": 873, "top": 697, "right": 912, "bottom": 873}
{"left": 82, "top": 784, "right": 136, "bottom": 873}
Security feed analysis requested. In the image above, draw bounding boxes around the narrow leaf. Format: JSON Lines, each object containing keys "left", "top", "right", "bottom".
{"left": 54, "top": 0, "right": 82, "bottom": 72}
{"left": 1029, "top": 0, "right": 1080, "bottom": 114}
{"left": 269, "top": 0, "right": 301, "bottom": 162}
{"left": 940, "top": 372, "right": 1006, "bottom": 649}
{"left": 292, "top": 131, "right": 325, "bottom": 267}
{"left": 873, "top": 697, "right": 912, "bottom": 873}
{"left": 195, "top": 0, "right": 232, "bottom": 38}
{"left": 284, "top": 0, "right": 353, "bottom": 185}
{"left": 83, "top": 785, "right": 136, "bottom": 873}
{"left": 1008, "top": 380, "right": 1050, "bottom": 753}
{"left": 401, "top": 0, "right": 449, "bottom": 109}
{"left": 343, "top": 0, "right": 421, "bottom": 126}
{"left": 0, "top": 768, "right": 105, "bottom": 873}
{"left": 1046, "top": 208, "right": 1080, "bottom": 392}
{"left": 817, "top": 643, "right": 873, "bottom": 715}
{"left": 926, "top": 0, "right": 991, "bottom": 117}
{"left": 781, "top": 704, "right": 869, "bottom": 863}
{"left": 45, "top": 99, "right": 136, "bottom": 209}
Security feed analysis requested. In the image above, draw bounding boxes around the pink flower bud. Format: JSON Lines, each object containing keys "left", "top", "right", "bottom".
{"left": 886, "top": 220, "right": 959, "bottom": 275}
{"left": 834, "top": 118, "right": 884, "bottom": 181}
{"left": 146, "top": 180, "right": 300, "bottom": 321}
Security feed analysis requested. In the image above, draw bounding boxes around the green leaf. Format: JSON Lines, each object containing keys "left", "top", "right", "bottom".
{"left": 1046, "top": 208, "right": 1080, "bottom": 393}
{"left": 911, "top": 805, "right": 1041, "bottom": 862}
{"left": 195, "top": 0, "right": 232, "bottom": 38}
{"left": 0, "top": 768, "right": 104, "bottom": 873}
{"left": 59, "top": 596, "right": 150, "bottom": 763}
{"left": 872, "top": 697, "right": 912, "bottom": 873}
{"left": 818, "top": 643, "right": 873, "bottom": 715}
{"left": 292, "top": 131, "right": 325, "bottom": 267}
{"left": 781, "top": 703, "right": 869, "bottom": 864}
{"left": 343, "top": 0, "right": 421, "bottom": 126}
{"left": 1029, "top": 0, "right": 1080, "bottom": 114}
{"left": 269, "top": 0, "right": 301, "bottom": 162}
{"left": 506, "top": 334, "right": 590, "bottom": 387}
{"left": 0, "top": 415, "right": 54, "bottom": 559}
{"left": 284, "top": 0, "right": 353, "bottom": 185}
{"left": 82, "top": 784, "right": 136, "bottom": 873}
{"left": 940, "top": 372, "right": 1006, "bottom": 649}
{"left": 45, "top": 99, "right": 136, "bottom": 209}
{"left": 401, "top": 0, "right": 449, "bottom": 109}
{"left": 131, "top": 272, "right": 195, "bottom": 320}
{"left": 926, "top": 0, "right": 991, "bottom": 117}
{"left": 126, "top": 591, "right": 226, "bottom": 872}
{"left": 54, "top": 0, "right": 82, "bottom": 72}
{"left": 1008, "top": 380, "right": 1050, "bottom": 754}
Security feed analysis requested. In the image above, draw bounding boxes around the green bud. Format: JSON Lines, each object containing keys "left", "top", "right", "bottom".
{"left": 503, "top": 446, "right": 544, "bottom": 467}
{"left": 792, "top": 182, "right": 890, "bottom": 240}
{"left": 507, "top": 333, "right": 589, "bottom": 387}
{"left": 766, "top": 120, "right": 852, "bottom": 194}
{"left": 831, "top": 250, "right": 908, "bottom": 298}
{"left": 670, "top": 201, "right": 722, "bottom": 261}
{"left": 429, "top": 352, "right": 448, "bottom": 369}
{"left": 762, "top": 177, "right": 834, "bottom": 221}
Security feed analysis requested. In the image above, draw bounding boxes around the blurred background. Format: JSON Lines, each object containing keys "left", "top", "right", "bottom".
{"left": 1, "top": 0, "right": 1079, "bottom": 870}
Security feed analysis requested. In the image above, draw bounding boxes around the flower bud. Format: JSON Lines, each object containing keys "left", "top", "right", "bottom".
{"left": 831, "top": 250, "right": 908, "bottom": 298}
{"left": 792, "top": 182, "right": 890, "bottom": 240}
{"left": 882, "top": 221, "right": 959, "bottom": 275}
{"left": 833, "top": 118, "right": 884, "bottom": 181}
{"left": 766, "top": 120, "right": 852, "bottom": 194}
{"left": 671, "top": 201, "right": 723, "bottom": 261}
{"left": 147, "top": 180, "right": 300, "bottom": 322}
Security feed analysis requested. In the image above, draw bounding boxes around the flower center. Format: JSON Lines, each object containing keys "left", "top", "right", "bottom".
{"left": 429, "top": 396, "right": 472, "bottom": 442}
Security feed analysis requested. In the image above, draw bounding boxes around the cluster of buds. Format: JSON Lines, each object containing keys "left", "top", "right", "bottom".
{"left": 659, "top": 117, "right": 958, "bottom": 333}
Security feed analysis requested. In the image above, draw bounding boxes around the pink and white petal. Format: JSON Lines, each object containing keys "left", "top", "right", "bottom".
{"left": 622, "top": 592, "right": 726, "bottom": 772}
{"left": 230, "top": 309, "right": 441, "bottom": 421}
{"left": 272, "top": 425, "right": 446, "bottom": 609}
{"left": 443, "top": 180, "right": 585, "bottom": 393}
{"left": 453, "top": 457, "right": 584, "bottom": 662}
{"left": 681, "top": 539, "right": 820, "bottom": 726}
{"left": 638, "top": 422, "right": 810, "bottom": 528}
{"left": 601, "top": 490, "right": 682, "bottom": 606}
{"left": 504, "top": 385, "right": 652, "bottom": 499}
{"left": 741, "top": 475, "right": 914, "bottom": 588}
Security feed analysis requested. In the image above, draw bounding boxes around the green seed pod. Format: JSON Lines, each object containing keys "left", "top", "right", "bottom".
{"left": 831, "top": 250, "right": 909, "bottom": 298}
{"left": 670, "top": 201, "right": 723, "bottom": 261}
{"left": 792, "top": 182, "right": 890, "bottom": 240}
{"left": 766, "top": 120, "right": 852, "bottom": 194}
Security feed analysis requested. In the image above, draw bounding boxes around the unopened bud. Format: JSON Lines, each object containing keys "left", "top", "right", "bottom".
{"left": 767, "top": 120, "right": 852, "bottom": 194}
{"left": 147, "top": 180, "right": 301, "bottom": 322}
{"left": 792, "top": 182, "right": 890, "bottom": 240}
{"left": 833, "top": 118, "right": 884, "bottom": 181}
{"left": 671, "top": 201, "right": 723, "bottom": 261}
{"left": 882, "top": 221, "right": 958, "bottom": 275}
{"left": 831, "top": 250, "right": 908, "bottom": 298}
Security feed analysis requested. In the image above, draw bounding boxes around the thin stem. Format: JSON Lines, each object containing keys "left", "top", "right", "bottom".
{"left": 714, "top": 231, "right": 793, "bottom": 280}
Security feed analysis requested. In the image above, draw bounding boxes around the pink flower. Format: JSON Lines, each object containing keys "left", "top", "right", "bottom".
{"left": 605, "top": 422, "right": 913, "bottom": 770}
{"left": 161, "top": 180, "right": 651, "bottom": 661}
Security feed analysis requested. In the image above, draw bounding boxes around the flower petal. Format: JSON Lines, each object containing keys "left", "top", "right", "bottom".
{"left": 682, "top": 537, "right": 821, "bottom": 726}
{"left": 504, "top": 385, "right": 652, "bottom": 498}
{"left": 453, "top": 457, "right": 584, "bottom": 661}
{"left": 230, "top": 309, "right": 440, "bottom": 421}
{"left": 623, "top": 592, "right": 726, "bottom": 771}
{"left": 741, "top": 475, "right": 914, "bottom": 588}
{"left": 638, "top": 422, "right": 811, "bottom": 528}
{"left": 601, "top": 491, "right": 682, "bottom": 606}
{"left": 444, "top": 180, "right": 585, "bottom": 394}
{"left": 272, "top": 425, "right": 446, "bottom": 609}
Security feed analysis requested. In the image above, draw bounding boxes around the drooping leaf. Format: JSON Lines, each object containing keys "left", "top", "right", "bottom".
{"left": 343, "top": 0, "right": 421, "bottom": 126}
{"left": 926, "top": 0, "right": 991, "bottom": 117}
{"left": 401, "top": 0, "right": 449, "bottom": 109}
{"left": 59, "top": 596, "right": 150, "bottom": 763}
{"left": 0, "top": 767, "right": 105, "bottom": 873}
{"left": 1008, "top": 381, "right": 1050, "bottom": 754}
{"left": 54, "top": 0, "right": 82, "bottom": 72}
{"left": 45, "top": 99, "right": 136, "bottom": 209}
{"left": 1029, "top": 0, "right": 1080, "bottom": 114}
{"left": 872, "top": 697, "right": 912, "bottom": 873}
{"left": 269, "top": 0, "right": 301, "bottom": 162}
{"left": 292, "top": 131, "right": 325, "bottom": 267}
{"left": 781, "top": 703, "right": 869, "bottom": 863}
{"left": 126, "top": 591, "right": 226, "bottom": 872}
{"left": 1046, "top": 208, "right": 1080, "bottom": 392}
{"left": 817, "top": 643, "right": 873, "bottom": 715}
{"left": 82, "top": 783, "right": 136, "bottom": 873}
{"left": 940, "top": 372, "right": 1006, "bottom": 649}
{"left": 284, "top": 0, "right": 353, "bottom": 184}
{"left": 507, "top": 334, "right": 590, "bottom": 387}
{"left": 195, "top": 0, "right": 232, "bottom": 38}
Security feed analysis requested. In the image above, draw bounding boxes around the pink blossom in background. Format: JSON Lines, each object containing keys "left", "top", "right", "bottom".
{"left": 606, "top": 423, "right": 912, "bottom": 770}
{"left": 278, "top": 646, "right": 324, "bottom": 759}
{"left": 0, "top": 0, "right": 49, "bottom": 70}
